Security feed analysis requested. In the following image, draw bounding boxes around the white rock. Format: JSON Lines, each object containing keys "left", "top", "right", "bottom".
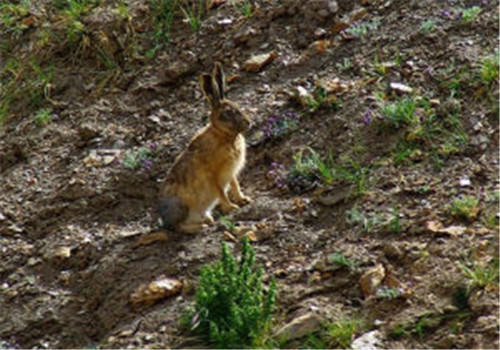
{"left": 351, "top": 330, "right": 383, "bottom": 350}
{"left": 390, "top": 82, "right": 413, "bottom": 93}
{"left": 459, "top": 176, "right": 471, "bottom": 187}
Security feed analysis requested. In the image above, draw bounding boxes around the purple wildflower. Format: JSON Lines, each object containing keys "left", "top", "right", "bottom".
{"left": 141, "top": 158, "right": 153, "bottom": 171}
{"left": 440, "top": 9, "right": 451, "bottom": 18}
{"left": 363, "top": 109, "right": 372, "bottom": 125}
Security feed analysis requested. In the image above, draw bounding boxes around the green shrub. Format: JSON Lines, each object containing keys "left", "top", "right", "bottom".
{"left": 185, "top": 239, "right": 277, "bottom": 348}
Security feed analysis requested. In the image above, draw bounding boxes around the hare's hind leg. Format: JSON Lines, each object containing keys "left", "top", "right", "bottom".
{"left": 179, "top": 210, "right": 211, "bottom": 234}
{"left": 230, "top": 177, "right": 252, "bottom": 204}
{"left": 179, "top": 221, "right": 207, "bottom": 234}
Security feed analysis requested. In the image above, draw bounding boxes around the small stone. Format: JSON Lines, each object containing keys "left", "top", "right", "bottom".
{"left": 275, "top": 312, "right": 323, "bottom": 341}
{"left": 242, "top": 51, "right": 278, "bottom": 73}
{"left": 390, "top": 82, "right": 413, "bottom": 94}
{"left": 459, "top": 176, "right": 471, "bottom": 187}
{"left": 314, "top": 28, "right": 327, "bottom": 38}
{"left": 130, "top": 277, "right": 182, "bottom": 309}
{"left": 351, "top": 330, "right": 383, "bottom": 350}
{"left": 54, "top": 246, "right": 71, "bottom": 259}
{"left": 318, "top": 9, "right": 330, "bottom": 17}
{"left": 359, "top": 264, "right": 385, "bottom": 298}
{"left": 328, "top": 0, "right": 339, "bottom": 13}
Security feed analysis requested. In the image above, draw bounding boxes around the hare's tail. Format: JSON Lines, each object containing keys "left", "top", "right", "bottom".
{"left": 158, "top": 195, "right": 188, "bottom": 230}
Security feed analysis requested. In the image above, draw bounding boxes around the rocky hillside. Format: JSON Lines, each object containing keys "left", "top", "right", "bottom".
{"left": 0, "top": 0, "right": 498, "bottom": 348}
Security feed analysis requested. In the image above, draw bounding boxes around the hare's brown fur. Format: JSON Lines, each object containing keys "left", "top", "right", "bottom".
{"left": 158, "top": 63, "right": 251, "bottom": 233}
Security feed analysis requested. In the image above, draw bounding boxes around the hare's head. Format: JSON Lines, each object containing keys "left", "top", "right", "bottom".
{"left": 200, "top": 63, "right": 251, "bottom": 135}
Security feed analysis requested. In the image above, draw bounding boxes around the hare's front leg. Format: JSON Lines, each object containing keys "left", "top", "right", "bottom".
{"left": 215, "top": 185, "right": 239, "bottom": 213}
{"left": 230, "top": 177, "right": 252, "bottom": 204}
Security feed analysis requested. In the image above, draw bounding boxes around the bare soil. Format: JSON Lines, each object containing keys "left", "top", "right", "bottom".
{"left": 0, "top": 0, "right": 498, "bottom": 348}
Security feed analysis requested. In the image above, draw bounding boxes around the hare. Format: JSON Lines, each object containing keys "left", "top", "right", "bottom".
{"left": 158, "top": 62, "right": 252, "bottom": 233}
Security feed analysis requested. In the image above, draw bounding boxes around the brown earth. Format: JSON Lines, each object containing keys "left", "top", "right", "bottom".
{"left": 0, "top": 0, "right": 499, "bottom": 348}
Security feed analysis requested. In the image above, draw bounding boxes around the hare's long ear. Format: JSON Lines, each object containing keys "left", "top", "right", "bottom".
{"left": 212, "top": 62, "right": 226, "bottom": 100}
{"left": 200, "top": 73, "right": 220, "bottom": 107}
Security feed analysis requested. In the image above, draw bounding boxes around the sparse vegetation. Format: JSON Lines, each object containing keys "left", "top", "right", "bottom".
{"left": 388, "top": 206, "right": 402, "bottom": 233}
{"left": 237, "top": 0, "right": 253, "bottom": 18}
{"left": 345, "top": 206, "right": 381, "bottom": 233}
{"left": 419, "top": 19, "right": 436, "bottom": 33}
{"left": 151, "top": 0, "right": 178, "bottom": 47}
{"left": 380, "top": 97, "right": 418, "bottom": 129}
{"left": 460, "top": 259, "right": 499, "bottom": 290}
{"left": 0, "top": 0, "right": 498, "bottom": 348}
{"left": 479, "top": 50, "right": 499, "bottom": 85}
{"left": 459, "top": 6, "right": 482, "bottom": 23}
{"left": 328, "top": 252, "right": 359, "bottom": 271}
{"left": 326, "top": 319, "right": 362, "bottom": 348}
{"left": 263, "top": 111, "right": 299, "bottom": 138}
{"left": 183, "top": 239, "right": 277, "bottom": 348}
{"left": 376, "top": 287, "right": 403, "bottom": 300}
{"left": 180, "top": 0, "right": 205, "bottom": 31}
{"left": 344, "top": 19, "right": 380, "bottom": 38}
{"left": 449, "top": 196, "right": 480, "bottom": 221}
{"left": 33, "top": 108, "right": 53, "bottom": 127}
{"left": 121, "top": 144, "right": 158, "bottom": 170}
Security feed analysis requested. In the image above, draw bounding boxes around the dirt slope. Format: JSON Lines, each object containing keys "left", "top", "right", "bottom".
{"left": 0, "top": 0, "right": 498, "bottom": 348}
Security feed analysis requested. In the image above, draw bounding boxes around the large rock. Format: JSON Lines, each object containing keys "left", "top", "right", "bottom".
{"left": 274, "top": 312, "right": 323, "bottom": 340}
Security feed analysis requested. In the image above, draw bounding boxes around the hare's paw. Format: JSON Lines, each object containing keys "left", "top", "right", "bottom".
{"left": 179, "top": 222, "right": 206, "bottom": 234}
{"left": 236, "top": 195, "right": 252, "bottom": 205}
{"left": 220, "top": 202, "right": 239, "bottom": 214}
{"left": 204, "top": 213, "right": 215, "bottom": 225}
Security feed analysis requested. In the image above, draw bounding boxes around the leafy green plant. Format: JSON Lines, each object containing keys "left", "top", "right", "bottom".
{"left": 0, "top": 0, "right": 32, "bottom": 38}
{"left": 219, "top": 216, "right": 236, "bottom": 232}
{"left": 345, "top": 206, "right": 381, "bottom": 233}
{"left": 263, "top": 112, "right": 299, "bottom": 138}
{"left": 238, "top": 1, "right": 253, "bottom": 17}
{"left": 376, "top": 287, "right": 403, "bottom": 300}
{"left": 56, "top": 0, "right": 100, "bottom": 45}
{"left": 459, "top": 259, "right": 499, "bottom": 290}
{"left": 151, "top": 0, "right": 178, "bottom": 45}
{"left": 388, "top": 206, "right": 402, "bottom": 233}
{"left": 180, "top": 0, "right": 204, "bottom": 31}
{"left": 449, "top": 196, "right": 480, "bottom": 221}
{"left": 121, "top": 144, "right": 157, "bottom": 170}
{"left": 34, "top": 108, "right": 53, "bottom": 126}
{"left": 331, "top": 157, "right": 370, "bottom": 196}
{"left": 328, "top": 252, "right": 359, "bottom": 271}
{"left": 460, "top": 6, "right": 481, "bottom": 23}
{"left": 479, "top": 51, "right": 499, "bottom": 85}
{"left": 327, "top": 319, "right": 361, "bottom": 348}
{"left": 419, "top": 19, "right": 436, "bottom": 33}
{"left": 344, "top": 20, "right": 380, "bottom": 38}
{"left": 391, "top": 312, "right": 441, "bottom": 340}
{"left": 390, "top": 324, "right": 408, "bottom": 338}
{"left": 336, "top": 57, "right": 352, "bottom": 72}
{"left": 381, "top": 97, "right": 417, "bottom": 128}
{"left": 184, "top": 239, "right": 277, "bottom": 348}
{"left": 299, "top": 334, "right": 328, "bottom": 349}
{"left": 289, "top": 148, "right": 333, "bottom": 184}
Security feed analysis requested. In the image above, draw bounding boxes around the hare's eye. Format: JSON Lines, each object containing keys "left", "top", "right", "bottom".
{"left": 220, "top": 112, "right": 230, "bottom": 121}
